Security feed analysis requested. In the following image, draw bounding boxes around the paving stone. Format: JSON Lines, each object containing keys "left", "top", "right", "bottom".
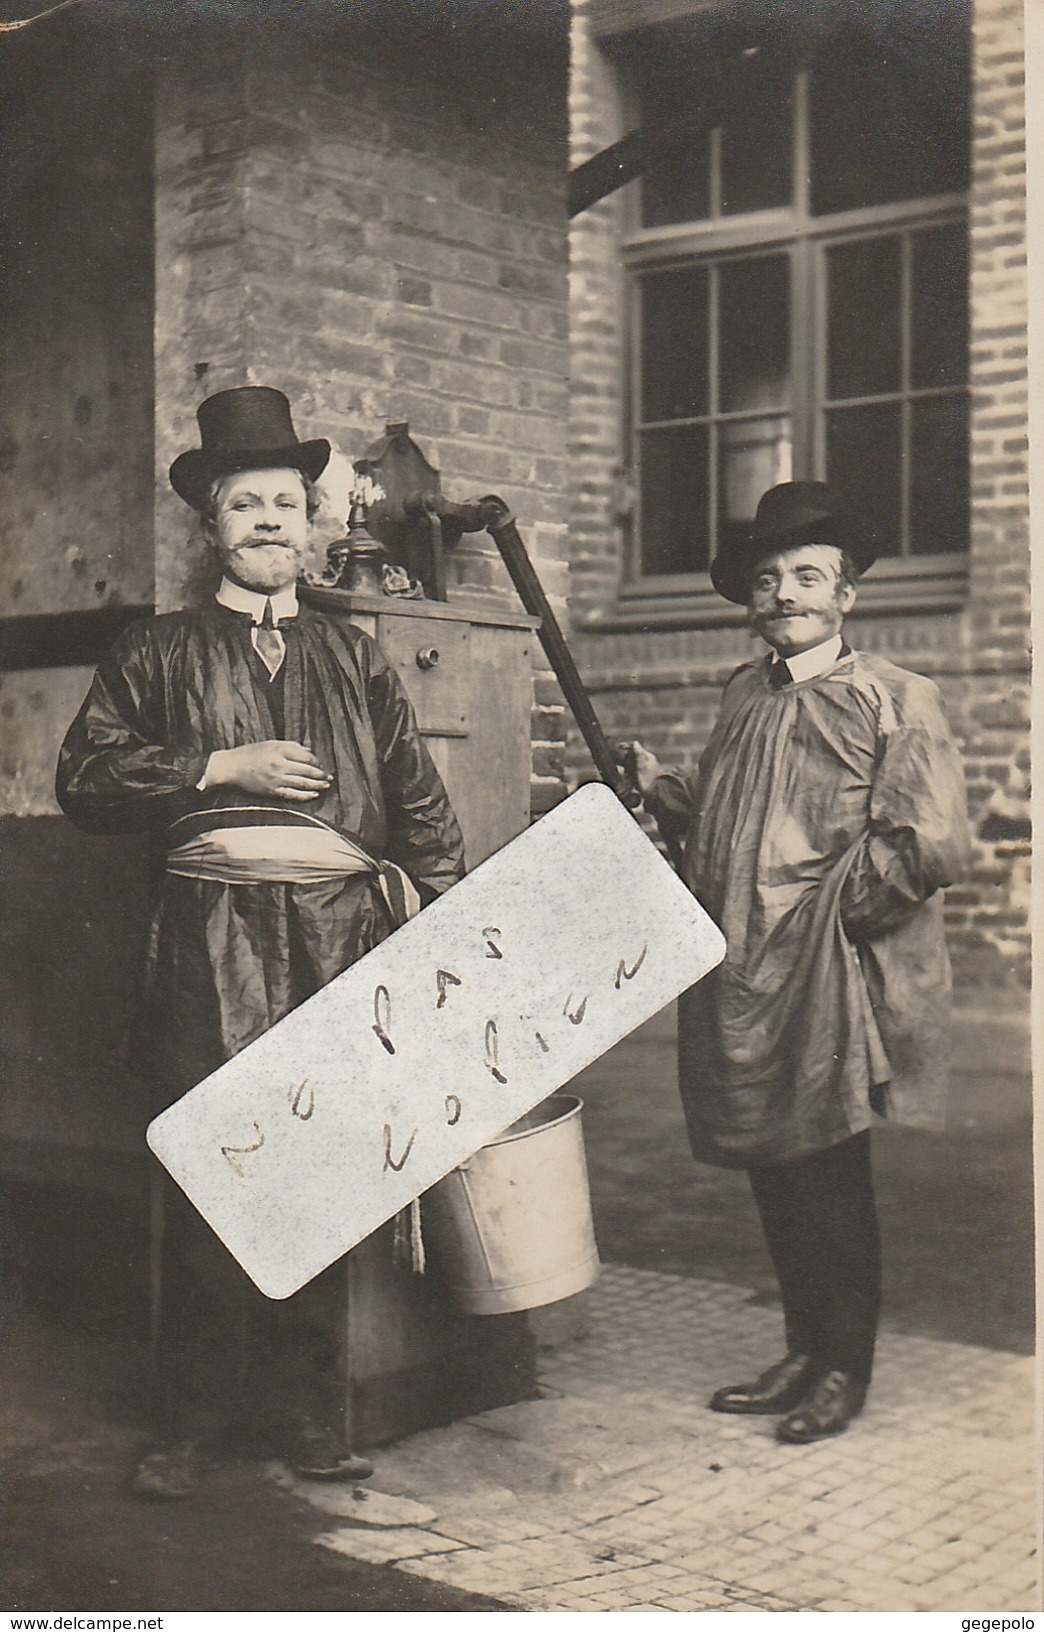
{"left": 269, "top": 1470, "right": 439, "bottom": 1527}
{"left": 313, "top": 1525, "right": 463, "bottom": 1563}
{"left": 895, "top": 1561, "right": 953, "bottom": 1587}
{"left": 298, "top": 1265, "right": 1037, "bottom": 1612}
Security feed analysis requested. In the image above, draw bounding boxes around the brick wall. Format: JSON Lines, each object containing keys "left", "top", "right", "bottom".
{"left": 566, "top": 0, "right": 1030, "bottom": 991}
{"left": 954, "top": 0, "right": 1031, "bottom": 986}
{"left": 154, "top": 14, "right": 572, "bottom": 810}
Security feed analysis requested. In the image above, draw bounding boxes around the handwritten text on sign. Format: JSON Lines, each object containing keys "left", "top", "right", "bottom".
{"left": 147, "top": 784, "right": 725, "bottom": 1299}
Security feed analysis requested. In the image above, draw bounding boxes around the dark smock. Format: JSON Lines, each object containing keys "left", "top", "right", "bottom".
{"left": 56, "top": 601, "right": 466, "bottom": 1442}
{"left": 57, "top": 600, "right": 465, "bottom": 1105}
{"left": 645, "top": 648, "right": 970, "bottom": 1170}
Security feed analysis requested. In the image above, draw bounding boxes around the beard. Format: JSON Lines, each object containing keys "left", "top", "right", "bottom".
{"left": 220, "top": 541, "right": 302, "bottom": 594}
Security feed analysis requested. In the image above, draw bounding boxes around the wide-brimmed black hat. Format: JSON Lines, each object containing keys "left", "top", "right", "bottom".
{"left": 169, "top": 386, "right": 331, "bottom": 511}
{"left": 710, "top": 481, "right": 877, "bottom": 605}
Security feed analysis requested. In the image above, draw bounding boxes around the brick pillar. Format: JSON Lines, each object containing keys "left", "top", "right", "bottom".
{"left": 154, "top": 42, "right": 255, "bottom": 613}
{"left": 568, "top": 3, "right": 628, "bottom": 634}
{"left": 153, "top": 21, "right": 572, "bottom": 812}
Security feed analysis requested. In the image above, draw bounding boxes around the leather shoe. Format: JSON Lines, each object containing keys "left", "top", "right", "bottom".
{"left": 289, "top": 1422, "right": 374, "bottom": 1482}
{"left": 776, "top": 1370, "right": 865, "bottom": 1444}
{"left": 709, "top": 1352, "right": 823, "bottom": 1415}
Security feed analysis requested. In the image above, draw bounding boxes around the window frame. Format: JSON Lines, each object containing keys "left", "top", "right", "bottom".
{"left": 599, "top": 62, "right": 971, "bottom": 628}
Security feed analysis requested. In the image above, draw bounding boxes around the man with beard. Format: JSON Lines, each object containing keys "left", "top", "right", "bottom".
{"left": 58, "top": 386, "right": 466, "bottom": 1494}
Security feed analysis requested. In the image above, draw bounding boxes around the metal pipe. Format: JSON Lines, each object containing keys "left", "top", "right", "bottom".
{"left": 476, "top": 497, "right": 637, "bottom": 806}
{"left": 567, "top": 44, "right": 774, "bottom": 217}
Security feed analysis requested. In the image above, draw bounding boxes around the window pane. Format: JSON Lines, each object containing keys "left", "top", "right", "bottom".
{"left": 810, "top": 5, "right": 970, "bottom": 215}
{"left": 826, "top": 401, "right": 903, "bottom": 558}
{"left": 639, "top": 425, "right": 710, "bottom": 575}
{"left": 718, "top": 416, "right": 793, "bottom": 558}
{"left": 640, "top": 267, "right": 708, "bottom": 422}
{"left": 642, "top": 127, "right": 711, "bottom": 227}
{"left": 911, "top": 223, "right": 969, "bottom": 390}
{"left": 827, "top": 237, "right": 901, "bottom": 400}
{"left": 910, "top": 394, "right": 969, "bottom": 555}
{"left": 721, "top": 74, "right": 792, "bottom": 215}
{"left": 720, "top": 256, "right": 790, "bottom": 413}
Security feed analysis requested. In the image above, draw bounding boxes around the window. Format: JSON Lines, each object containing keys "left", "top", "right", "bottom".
{"left": 612, "top": 1, "right": 970, "bottom": 618}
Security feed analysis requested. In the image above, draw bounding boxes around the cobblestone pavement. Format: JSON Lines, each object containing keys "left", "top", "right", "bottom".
{"left": 285, "top": 1266, "right": 1039, "bottom": 1612}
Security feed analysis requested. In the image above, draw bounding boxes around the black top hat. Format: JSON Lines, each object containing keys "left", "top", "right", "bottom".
{"left": 709, "top": 481, "right": 877, "bottom": 605}
{"left": 169, "top": 386, "right": 331, "bottom": 511}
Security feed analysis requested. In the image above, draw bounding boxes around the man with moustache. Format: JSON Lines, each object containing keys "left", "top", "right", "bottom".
{"left": 57, "top": 386, "right": 465, "bottom": 1495}
{"left": 628, "top": 482, "right": 969, "bottom": 1444}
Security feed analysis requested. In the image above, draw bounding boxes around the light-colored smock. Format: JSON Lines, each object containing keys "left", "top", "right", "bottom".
{"left": 645, "top": 648, "right": 970, "bottom": 1169}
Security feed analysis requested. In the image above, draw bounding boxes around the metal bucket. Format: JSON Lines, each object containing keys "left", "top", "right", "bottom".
{"left": 424, "top": 1094, "right": 600, "bottom": 1314}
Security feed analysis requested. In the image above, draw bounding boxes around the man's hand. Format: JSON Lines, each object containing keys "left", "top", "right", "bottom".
{"left": 621, "top": 740, "right": 662, "bottom": 798}
{"left": 203, "top": 742, "right": 333, "bottom": 801}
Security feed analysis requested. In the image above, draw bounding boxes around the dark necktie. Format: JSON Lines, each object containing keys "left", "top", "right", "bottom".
{"left": 252, "top": 598, "right": 286, "bottom": 680}
{"left": 768, "top": 659, "right": 792, "bottom": 690}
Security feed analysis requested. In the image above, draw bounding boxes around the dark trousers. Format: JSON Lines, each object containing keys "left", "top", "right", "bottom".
{"left": 149, "top": 1168, "right": 346, "bottom": 1451}
{"left": 747, "top": 1131, "right": 881, "bottom": 1392}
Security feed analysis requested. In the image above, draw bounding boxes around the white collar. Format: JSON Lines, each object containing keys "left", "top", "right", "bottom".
{"left": 780, "top": 632, "right": 845, "bottom": 684}
{"left": 216, "top": 577, "right": 298, "bottom": 623}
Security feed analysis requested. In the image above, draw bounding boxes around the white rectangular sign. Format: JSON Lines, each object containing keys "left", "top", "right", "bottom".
{"left": 147, "top": 783, "right": 725, "bottom": 1299}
